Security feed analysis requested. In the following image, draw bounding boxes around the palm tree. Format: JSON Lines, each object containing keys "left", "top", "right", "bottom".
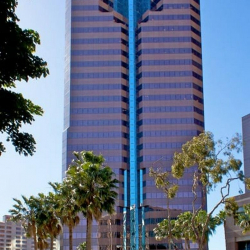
{"left": 37, "top": 228, "right": 49, "bottom": 250}
{"left": 49, "top": 181, "right": 80, "bottom": 250}
{"left": 35, "top": 192, "right": 62, "bottom": 250}
{"left": 10, "top": 195, "right": 42, "bottom": 250}
{"left": 66, "top": 151, "right": 118, "bottom": 250}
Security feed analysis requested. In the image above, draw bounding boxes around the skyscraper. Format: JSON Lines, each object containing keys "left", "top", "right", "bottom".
{"left": 63, "top": 0, "right": 204, "bottom": 249}
{"left": 243, "top": 114, "right": 250, "bottom": 193}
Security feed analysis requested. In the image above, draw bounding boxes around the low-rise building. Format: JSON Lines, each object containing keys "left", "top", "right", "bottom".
{"left": 224, "top": 194, "right": 250, "bottom": 250}
{"left": 0, "top": 215, "right": 60, "bottom": 250}
{"left": 224, "top": 114, "right": 250, "bottom": 250}
{"left": 0, "top": 215, "right": 33, "bottom": 250}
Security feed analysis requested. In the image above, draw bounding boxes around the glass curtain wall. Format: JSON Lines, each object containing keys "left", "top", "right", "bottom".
{"left": 63, "top": 0, "right": 204, "bottom": 249}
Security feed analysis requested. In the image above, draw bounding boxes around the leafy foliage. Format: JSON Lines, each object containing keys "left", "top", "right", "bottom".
{"left": 149, "top": 168, "right": 179, "bottom": 250}
{"left": 9, "top": 151, "right": 119, "bottom": 250}
{"left": 150, "top": 168, "right": 179, "bottom": 199}
{"left": 77, "top": 242, "right": 87, "bottom": 250}
{"left": 172, "top": 132, "right": 243, "bottom": 192}
{"left": 0, "top": 0, "right": 49, "bottom": 156}
{"left": 49, "top": 181, "right": 80, "bottom": 250}
{"left": 36, "top": 193, "right": 62, "bottom": 250}
{"left": 10, "top": 195, "right": 46, "bottom": 250}
{"left": 154, "top": 210, "right": 225, "bottom": 250}
{"left": 9, "top": 193, "right": 62, "bottom": 250}
{"left": 227, "top": 203, "right": 250, "bottom": 235}
{"left": 152, "top": 132, "right": 248, "bottom": 250}
{"left": 66, "top": 151, "right": 119, "bottom": 250}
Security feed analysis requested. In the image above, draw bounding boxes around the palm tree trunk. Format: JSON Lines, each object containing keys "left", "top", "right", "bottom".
{"left": 198, "top": 240, "right": 204, "bottom": 250}
{"left": 50, "top": 237, "right": 54, "bottom": 250}
{"left": 69, "top": 224, "right": 73, "bottom": 250}
{"left": 32, "top": 223, "right": 38, "bottom": 250}
{"left": 184, "top": 239, "right": 190, "bottom": 250}
{"left": 168, "top": 238, "right": 171, "bottom": 250}
{"left": 86, "top": 213, "right": 93, "bottom": 250}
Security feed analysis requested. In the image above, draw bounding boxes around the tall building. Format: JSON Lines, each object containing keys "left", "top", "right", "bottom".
{"left": 243, "top": 114, "right": 250, "bottom": 192}
{"left": 63, "top": 0, "right": 204, "bottom": 249}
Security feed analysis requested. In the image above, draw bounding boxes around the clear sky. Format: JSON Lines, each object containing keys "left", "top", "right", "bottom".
{"left": 0, "top": 1, "right": 250, "bottom": 250}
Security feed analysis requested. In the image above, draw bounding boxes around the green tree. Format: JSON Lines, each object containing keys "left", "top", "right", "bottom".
{"left": 49, "top": 181, "right": 80, "bottom": 250}
{"left": 77, "top": 242, "right": 87, "bottom": 250}
{"left": 171, "top": 211, "right": 195, "bottom": 250}
{"left": 0, "top": 0, "right": 49, "bottom": 156}
{"left": 154, "top": 132, "right": 248, "bottom": 250}
{"left": 9, "top": 194, "right": 63, "bottom": 250}
{"left": 66, "top": 151, "right": 119, "bottom": 250}
{"left": 228, "top": 202, "right": 250, "bottom": 235}
{"left": 37, "top": 229, "right": 49, "bottom": 250}
{"left": 36, "top": 193, "right": 62, "bottom": 250}
{"left": 154, "top": 210, "right": 224, "bottom": 250}
{"left": 10, "top": 195, "right": 42, "bottom": 250}
{"left": 150, "top": 167, "right": 179, "bottom": 250}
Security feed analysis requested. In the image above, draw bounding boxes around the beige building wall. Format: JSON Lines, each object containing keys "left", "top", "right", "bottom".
{"left": 243, "top": 114, "right": 250, "bottom": 193}
{"left": 224, "top": 114, "right": 250, "bottom": 250}
{"left": 0, "top": 215, "right": 60, "bottom": 250}
{"left": 224, "top": 194, "right": 250, "bottom": 250}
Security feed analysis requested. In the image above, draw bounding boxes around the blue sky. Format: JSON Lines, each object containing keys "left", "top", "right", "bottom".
{"left": 0, "top": 1, "right": 250, "bottom": 249}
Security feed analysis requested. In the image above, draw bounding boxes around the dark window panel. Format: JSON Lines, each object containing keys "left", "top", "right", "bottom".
{"left": 137, "top": 82, "right": 203, "bottom": 93}
{"left": 138, "top": 36, "right": 201, "bottom": 48}
{"left": 137, "top": 94, "right": 203, "bottom": 104}
{"left": 138, "top": 71, "right": 202, "bottom": 81}
{"left": 71, "top": 84, "right": 129, "bottom": 92}
{"left": 70, "top": 119, "right": 129, "bottom": 127}
{"left": 137, "top": 106, "right": 204, "bottom": 115}
{"left": 71, "top": 72, "right": 128, "bottom": 80}
{"left": 137, "top": 118, "right": 204, "bottom": 127}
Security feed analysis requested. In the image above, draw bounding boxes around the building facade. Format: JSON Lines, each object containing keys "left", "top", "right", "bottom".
{"left": 0, "top": 215, "right": 33, "bottom": 250}
{"left": 224, "top": 114, "right": 250, "bottom": 250}
{"left": 243, "top": 114, "right": 250, "bottom": 193}
{"left": 0, "top": 215, "right": 59, "bottom": 250}
{"left": 224, "top": 193, "right": 250, "bottom": 250}
{"left": 63, "top": 0, "right": 204, "bottom": 249}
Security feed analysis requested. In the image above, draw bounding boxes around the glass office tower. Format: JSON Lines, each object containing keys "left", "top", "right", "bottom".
{"left": 63, "top": 0, "right": 204, "bottom": 249}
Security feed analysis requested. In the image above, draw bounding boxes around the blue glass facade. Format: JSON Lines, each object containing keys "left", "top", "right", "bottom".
{"left": 128, "top": 0, "right": 139, "bottom": 249}
{"left": 63, "top": 0, "right": 204, "bottom": 249}
{"left": 114, "top": 0, "right": 128, "bottom": 18}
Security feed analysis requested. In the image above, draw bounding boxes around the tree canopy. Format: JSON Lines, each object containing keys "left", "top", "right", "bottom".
{"left": 10, "top": 151, "right": 118, "bottom": 250}
{"left": 0, "top": 0, "right": 49, "bottom": 156}
{"left": 152, "top": 132, "right": 249, "bottom": 250}
{"left": 49, "top": 181, "right": 80, "bottom": 250}
{"left": 10, "top": 195, "right": 46, "bottom": 250}
{"left": 66, "top": 151, "right": 119, "bottom": 250}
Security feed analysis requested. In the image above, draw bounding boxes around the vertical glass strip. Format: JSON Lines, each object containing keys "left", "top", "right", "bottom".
{"left": 127, "top": 1, "right": 150, "bottom": 249}
{"left": 136, "top": 0, "right": 150, "bottom": 20}
{"left": 123, "top": 170, "right": 128, "bottom": 250}
{"left": 124, "top": 170, "right": 128, "bottom": 208}
{"left": 128, "top": 0, "right": 138, "bottom": 249}
{"left": 123, "top": 208, "right": 127, "bottom": 250}
{"left": 139, "top": 169, "right": 143, "bottom": 205}
{"left": 114, "top": 0, "right": 128, "bottom": 18}
{"left": 62, "top": 0, "right": 71, "bottom": 176}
